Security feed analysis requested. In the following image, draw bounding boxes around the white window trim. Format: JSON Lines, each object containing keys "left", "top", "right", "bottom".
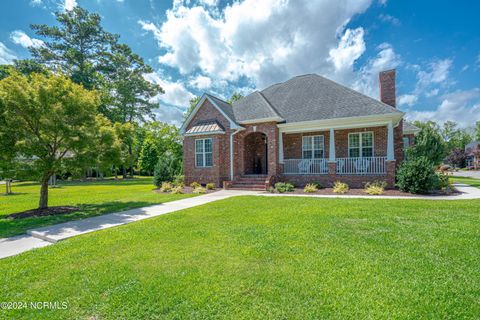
{"left": 302, "top": 135, "right": 325, "bottom": 159}
{"left": 195, "top": 138, "right": 213, "bottom": 168}
{"left": 348, "top": 132, "right": 374, "bottom": 158}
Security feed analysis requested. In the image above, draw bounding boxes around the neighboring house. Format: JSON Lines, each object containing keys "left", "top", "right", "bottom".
{"left": 465, "top": 141, "right": 480, "bottom": 169}
{"left": 180, "top": 70, "right": 419, "bottom": 190}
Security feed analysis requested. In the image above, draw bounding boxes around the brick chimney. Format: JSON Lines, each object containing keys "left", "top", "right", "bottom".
{"left": 379, "top": 69, "right": 396, "bottom": 108}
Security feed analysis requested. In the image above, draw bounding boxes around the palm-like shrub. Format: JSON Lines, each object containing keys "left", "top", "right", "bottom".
{"left": 304, "top": 184, "right": 318, "bottom": 193}
{"left": 333, "top": 181, "right": 349, "bottom": 194}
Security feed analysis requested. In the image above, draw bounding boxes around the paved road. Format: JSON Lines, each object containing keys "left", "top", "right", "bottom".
{"left": 453, "top": 171, "right": 480, "bottom": 179}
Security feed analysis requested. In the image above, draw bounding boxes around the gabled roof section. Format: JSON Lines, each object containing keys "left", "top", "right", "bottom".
{"left": 256, "top": 74, "right": 403, "bottom": 123}
{"left": 403, "top": 122, "right": 421, "bottom": 134}
{"left": 180, "top": 93, "right": 239, "bottom": 134}
{"left": 232, "top": 91, "right": 284, "bottom": 123}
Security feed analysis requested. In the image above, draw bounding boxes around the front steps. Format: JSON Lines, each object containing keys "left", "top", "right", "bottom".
{"left": 228, "top": 175, "right": 268, "bottom": 191}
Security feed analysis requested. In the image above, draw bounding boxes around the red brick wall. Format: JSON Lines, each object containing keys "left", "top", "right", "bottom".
{"left": 183, "top": 99, "right": 231, "bottom": 186}
{"left": 234, "top": 122, "right": 279, "bottom": 179}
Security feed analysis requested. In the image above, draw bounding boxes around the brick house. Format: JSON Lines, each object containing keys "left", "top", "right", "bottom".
{"left": 181, "top": 70, "right": 419, "bottom": 190}
{"left": 465, "top": 141, "right": 480, "bottom": 169}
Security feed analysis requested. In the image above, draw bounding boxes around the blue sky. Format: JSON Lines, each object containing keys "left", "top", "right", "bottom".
{"left": 1, "top": 0, "right": 479, "bottom": 127}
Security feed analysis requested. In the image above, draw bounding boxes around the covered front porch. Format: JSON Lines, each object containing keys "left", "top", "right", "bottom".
{"left": 278, "top": 121, "right": 399, "bottom": 187}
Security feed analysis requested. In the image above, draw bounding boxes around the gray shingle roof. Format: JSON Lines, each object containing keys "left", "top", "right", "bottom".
{"left": 403, "top": 121, "right": 420, "bottom": 133}
{"left": 232, "top": 91, "right": 282, "bottom": 122}
{"left": 205, "top": 94, "right": 236, "bottom": 122}
{"left": 186, "top": 119, "right": 225, "bottom": 134}
{"left": 255, "top": 74, "right": 403, "bottom": 123}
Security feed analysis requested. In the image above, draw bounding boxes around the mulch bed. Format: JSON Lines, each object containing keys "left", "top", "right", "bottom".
{"left": 6, "top": 206, "right": 80, "bottom": 219}
{"left": 155, "top": 187, "right": 217, "bottom": 194}
{"left": 266, "top": 187, "right": 460, "bottom": 197}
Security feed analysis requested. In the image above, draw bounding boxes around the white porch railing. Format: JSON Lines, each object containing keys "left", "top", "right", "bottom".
{"left": 283, "top": 159, "right": 328, "bottom": 175}
{"left": 336, "top": 157, "right": 386, "bottom": 175}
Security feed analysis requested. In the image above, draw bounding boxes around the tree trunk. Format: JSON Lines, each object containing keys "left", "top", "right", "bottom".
{"left": 39, "top": 174, "right": 51, "bottom": 209}
{"left": 122, "top": 166, "right": 127, "bottom": 179}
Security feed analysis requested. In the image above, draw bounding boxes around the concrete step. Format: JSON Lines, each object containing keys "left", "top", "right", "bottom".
{"left": 229, "top": 186, "right": 266, "bottom": 191}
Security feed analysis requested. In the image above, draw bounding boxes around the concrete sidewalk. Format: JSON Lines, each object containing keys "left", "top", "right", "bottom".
{"left": 0, "top": 190, "right": 257, "bottom": 259}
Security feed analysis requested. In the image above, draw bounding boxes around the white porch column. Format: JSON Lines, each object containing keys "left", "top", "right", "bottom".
{"left": 387, "top": 121, "right": 394, "bottom": 161}
{"left": 279, "top": 131, "right": 284, "bottom": 164}
{"left": 329, "top": 128, "right": 336, "bottom": 161}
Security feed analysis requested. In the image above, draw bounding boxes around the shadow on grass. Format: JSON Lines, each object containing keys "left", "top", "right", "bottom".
{"left": 0, "top": 201, "right": 156, "bottom": 238}
{"left": 0, "top": 193, "right": 27, "bottom": 196}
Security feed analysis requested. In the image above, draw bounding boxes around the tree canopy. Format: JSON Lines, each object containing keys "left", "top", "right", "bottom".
{"left": 0, "top": 72, "right": 103, "bottom": 208}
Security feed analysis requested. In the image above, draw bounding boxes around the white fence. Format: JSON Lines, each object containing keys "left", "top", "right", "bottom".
{"left": 283, "top": 159, "right": 328, "bottom": 175}
{"left": 336, "top": 157, "right": 386, "bottom": 175}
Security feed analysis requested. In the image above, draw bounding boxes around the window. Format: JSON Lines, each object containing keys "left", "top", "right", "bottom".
{"left": 302, "top": 135, "right": 324, "bottom": 159}
{"left": 348, "top": 132, "right": 373, "bottom": 158}
{"left": 195, "top": 138, "right": 213, "bottom": 167}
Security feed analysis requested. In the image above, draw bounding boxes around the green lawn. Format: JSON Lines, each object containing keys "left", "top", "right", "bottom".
{"left": 452, "top": 176, "right": 480, "bottom": 188}
{"left": 1, "top": 196, "right": 480, "bottom": 319}
{"left": 0, "top": 178, "right": 194, "bottom": 238}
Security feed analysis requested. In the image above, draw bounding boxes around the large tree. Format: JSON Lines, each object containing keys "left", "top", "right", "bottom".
{"left": 0, "top": 72, "right": 100, "bottom": 208}
{"left": 30, "top": 6, "right": 118, "bottom": 90}
{"left": 442, "top": 120, "right": 473, "bottom": 153}
{"left": 101, "top": 44, "right": 163, "bottom": 123}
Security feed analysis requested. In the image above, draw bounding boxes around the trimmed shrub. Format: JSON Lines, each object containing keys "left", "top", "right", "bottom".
{"left": 153, "top": 153, "right": 181, "bottom": 187}
{"left": 190, "top": 181, "right": 201, "bottom": 189}
{"left": 437, "top": 172, "right": 452, "bottom": 190}
{"left": 206, "top": 183, "right": 216, "bottom": 190}
{"left": 396, "top": 157, "right": 439, "bottom": 194}
{"left": 364, "top": 181, "right": 387, "bottom": 195}
{"left": 268, "top": 186, "right": 275, "bottom": 193}
{"left": 170, "top": 186, "right": 184, "bottom": 194}
{"left": 193, "top": 186, "right": 207, "bottom": 194}
{"left": 304, "top": 183, "right": 318, "bottom": 193}
{"left": 173, "top": 175, "right": 185, "bottom": 187}
{"left": 160, "top": 181, "right": 173, "bottom": 192}
{"left": 333, "top": 181, "right": 349, "bottom": 194}
{"left": 274, "top": 182, "right": 294, "bottom": 193}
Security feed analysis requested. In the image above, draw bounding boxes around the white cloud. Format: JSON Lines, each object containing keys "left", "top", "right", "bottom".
{"left": 0, "top": 42, "right": 17, "bottom": 65}
{"left": 328, "top": 28, "right": 365, "bottom": 73}
{"left": 189, "top": 75, "right": 212, "bottom": 89}
{"left": 30, "top": 0, "right": 42, "bottom": 6}
{"left": 64, "top": 0, "right": 77, "bottom": 11}
{"left": 425, "top": 88, "right": 439, "bottom": 97}
{"left": 408, "top": 88, "right": 480, "bottom": 127}
{"left": 139, "top": 0, "right": 373, "bottom": 88}
{"left": 144, "top": 72, "right": 195, "bottom": 107}
{"left": 198, "top": 0, "right": 219, "bottom": 6}
{"left": 417, "top": 58, "right": 452, "bottom": 89}
{"left": 398, "top": 94, "right": 418, "bottom": 107}
{"left": 353, "top": 42, "right": 401, "bottom": 98}
{"left": 10, "top": 30, "right": 44, "bottom": 49}
{"left": 378, "top": 0, "right": 387, "bottom": 5}
{"left": 378, "top": 14, "right": 400, "bottom": 26}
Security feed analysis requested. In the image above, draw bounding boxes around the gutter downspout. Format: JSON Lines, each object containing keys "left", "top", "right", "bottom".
{"left": 230, "top": 128, "right": 242, "bottom": 181}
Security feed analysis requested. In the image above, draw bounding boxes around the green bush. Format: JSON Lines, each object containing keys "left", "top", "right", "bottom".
{"left": 153, "top": 153, "right": 181, "bottom": 187}
{"left": 206, "top": 183, "right": 216, "bottom": 190}
{"left": 364, "top": 180, "right": 387, "bottom": 195}
{"left": 274, "top": 182, "right": 294, "bottom": 193}
{"left": 190, "top": 181, "right": 201, "bottom": 189}
{"left": 267, "top": 186, "right": 275, "bottom": 193}
{"left": 396, "top": 157, "right": 439, "bottom": 194}
{"left": 193, "top": 186, "right": 206, "bottom": 194}
{"left": 437, "top": 172, "right": 452, "bottom": 190}
{"left": 170, "top": 186, "right": 184, "bottom": 194}
{"left": 333, "top": 181, "right": 349, "bottom": 194}
{"left": 160, "top": 181, "right": 173, "bottom": 192}
{"left": 304, "top": 183, "right": 318, "bottom": 193}
{"left": 173, "top": 175, "right": 185, "bottom": 187}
